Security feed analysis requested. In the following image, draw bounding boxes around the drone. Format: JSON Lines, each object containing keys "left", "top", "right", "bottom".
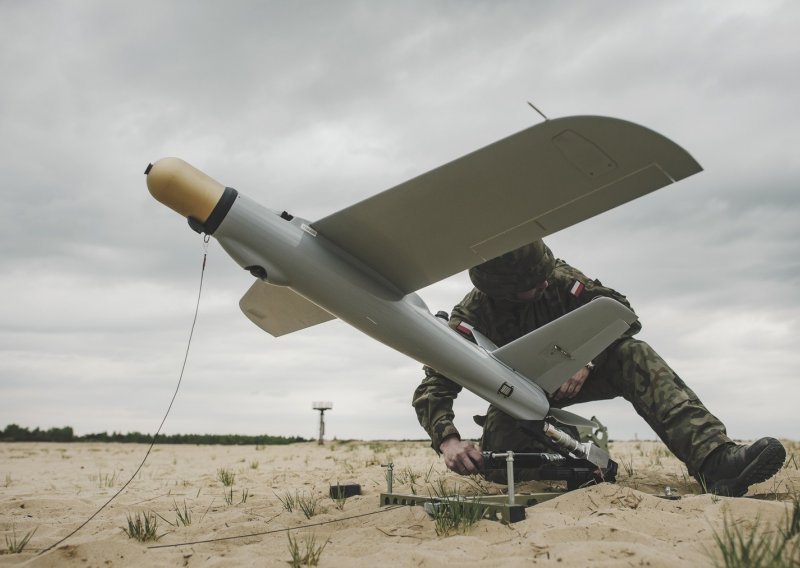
{"left": 146, "top": 115, "right": 700, "bottom": 503}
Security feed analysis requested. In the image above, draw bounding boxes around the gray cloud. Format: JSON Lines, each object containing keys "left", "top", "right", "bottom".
{"left": 1, "top": 1, "right": 797, "bottom": 443}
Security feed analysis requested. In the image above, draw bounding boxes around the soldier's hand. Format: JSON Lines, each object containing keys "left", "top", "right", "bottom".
{"left": 439, "top": 436, "right": 483, "bottom": 475}
{"left": 554, "top": 366, "right": 590, "bottom": 401}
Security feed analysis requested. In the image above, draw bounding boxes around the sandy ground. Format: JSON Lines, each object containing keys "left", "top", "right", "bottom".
{"left": 1, "top": 439, "right": 798, "bottom": 567}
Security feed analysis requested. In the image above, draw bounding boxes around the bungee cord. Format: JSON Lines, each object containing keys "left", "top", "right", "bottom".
{"left": 37, "top": 237, "right": 211, "bottom": 556}
{"left": 147, "top": 505, "right": 406, "bottom": 549}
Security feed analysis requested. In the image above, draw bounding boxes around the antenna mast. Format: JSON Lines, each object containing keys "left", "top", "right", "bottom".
{"left": 312, "top": 401, "right": 333, "bottom": 445}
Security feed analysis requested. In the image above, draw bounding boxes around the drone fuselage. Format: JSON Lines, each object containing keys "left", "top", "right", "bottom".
{"left": 211, "top": 190, "right": 553, "bottom": 420}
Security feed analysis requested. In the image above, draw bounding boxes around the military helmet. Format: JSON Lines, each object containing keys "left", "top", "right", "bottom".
{"left": 469, "top": 241, "right": 555, "bottom": 299}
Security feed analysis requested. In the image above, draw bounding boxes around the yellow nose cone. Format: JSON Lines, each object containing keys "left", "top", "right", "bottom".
{"left": 146, "top": 157, "right": 225, "bottom": 223}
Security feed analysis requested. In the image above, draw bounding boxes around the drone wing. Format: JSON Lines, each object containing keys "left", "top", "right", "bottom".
{"left": 313, "top": 115, "right": 701, "bottom": 294}
{"left": 239, "top": 280, "right": 335, "bottom": 337}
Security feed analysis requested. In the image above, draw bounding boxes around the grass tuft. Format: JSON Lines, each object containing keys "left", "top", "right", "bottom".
{"left": 425, "top": 477, "right": 486, "bottom": 536}
{"left": 297, "top": 491, "right": 325, "bottom": 519}
{"left": 275, "top": 490, "right": 297, "bottom": 513}
{"left": 217, "top": 468, "right": 236, "bottom": 487}
{"left": 4, "top": 526, "right": 36, "bottom": 554}
{"left": 122, "top": 511, "right": 162, "bottom": 542}
{"left": 428, "top": 494, "right": 487, "bottom": 537}
{"left": 275, "top": 490, "right": 325, "bottom": 518}
{"left": 711, "top": 495, "right": 800, "bottom": 567}
{"left": 330, "top": 486, "right": 348, "bottom": 511}
{"left": 620, "top": 455, "right": 635, "bottom": 478}
{"left": 174, "top": 499, "right": 192, "bottom": 526}
{"left": 780, "top": 497, "right": 800, "bottom": 542}
{"left": 287, "top": 532, "right": 328, "bottom": 567}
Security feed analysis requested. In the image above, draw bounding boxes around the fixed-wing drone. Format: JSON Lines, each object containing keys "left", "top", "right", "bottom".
{"left": 146, "top": 115, "right": 701, "bottom": 468}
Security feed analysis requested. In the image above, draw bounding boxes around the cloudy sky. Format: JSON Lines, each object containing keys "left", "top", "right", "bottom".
{"left": 1, "top": 1, "right": 798, "bottom": 445}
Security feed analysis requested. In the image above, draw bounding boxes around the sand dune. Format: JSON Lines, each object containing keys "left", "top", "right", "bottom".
{"left": 1, "top": 439, "right": 798, "bottom": 566}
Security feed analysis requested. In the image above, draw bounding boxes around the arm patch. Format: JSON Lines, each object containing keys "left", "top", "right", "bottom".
{"left": 569, "top": 280, "right": 586, "bottom": 298}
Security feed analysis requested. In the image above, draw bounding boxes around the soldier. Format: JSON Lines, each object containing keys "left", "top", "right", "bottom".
{"left": 412, "top": 241, "right": 786, "bottom": 496}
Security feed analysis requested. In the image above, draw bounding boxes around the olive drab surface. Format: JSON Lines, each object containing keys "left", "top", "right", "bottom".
{"left": 412, "top": 256, "right": 731, "bottom": 477}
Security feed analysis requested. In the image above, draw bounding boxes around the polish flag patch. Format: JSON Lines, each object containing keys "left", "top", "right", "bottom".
{"left": 456, "top": 321, "right": 475, "bottom": 337}
{"left": 570, "top": 280, "right": 585, "bottom": 297}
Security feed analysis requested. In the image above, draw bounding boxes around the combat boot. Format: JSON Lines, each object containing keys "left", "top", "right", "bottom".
{"left": 697, "top": 437, "right": 786, "bottom": 497}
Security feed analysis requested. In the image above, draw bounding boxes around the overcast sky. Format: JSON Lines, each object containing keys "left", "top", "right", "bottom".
{"left": 1, "top": 1, "right": 798, "bottom": 445}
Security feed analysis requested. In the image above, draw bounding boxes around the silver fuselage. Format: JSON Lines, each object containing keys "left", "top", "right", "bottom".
{"left": 216, "top": 193, "right": 551, "bottom": 421}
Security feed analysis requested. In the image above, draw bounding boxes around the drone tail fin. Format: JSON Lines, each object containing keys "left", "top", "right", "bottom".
{"left": 490, "top": 297, "right": 637, "bottom": 395}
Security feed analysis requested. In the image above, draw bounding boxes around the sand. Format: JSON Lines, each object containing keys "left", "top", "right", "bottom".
{"left": 1, "top": 439, "right": 798, "bottom": 566}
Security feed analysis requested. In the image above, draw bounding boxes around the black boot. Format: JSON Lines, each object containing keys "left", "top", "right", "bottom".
{"left": 697, "top": 437, "right": 786, "bottom": 497}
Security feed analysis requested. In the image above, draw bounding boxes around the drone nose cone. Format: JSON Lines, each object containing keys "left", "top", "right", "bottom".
{"left": 145, "top": 157, "right": 225, "bottom": 224}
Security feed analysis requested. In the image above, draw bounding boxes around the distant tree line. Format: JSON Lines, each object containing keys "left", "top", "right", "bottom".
{"left": 0, "top": 424, "right": 308, "bottom": 445}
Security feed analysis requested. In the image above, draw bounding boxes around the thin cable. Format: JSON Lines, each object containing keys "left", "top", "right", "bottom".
{"left": 38, "top": 239, "right": 210, "bottom": 556}
{"left": 148, "top": 506, "right": 406, "bottom": 549}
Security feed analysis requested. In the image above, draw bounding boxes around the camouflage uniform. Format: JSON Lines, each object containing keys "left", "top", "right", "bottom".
{"left": 412, "top": 255, "right": 732, "bottom": 478}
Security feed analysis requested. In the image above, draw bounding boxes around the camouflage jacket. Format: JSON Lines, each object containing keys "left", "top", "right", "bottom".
{"left": 412, "top": 258, "right": 642, "bottom": 451}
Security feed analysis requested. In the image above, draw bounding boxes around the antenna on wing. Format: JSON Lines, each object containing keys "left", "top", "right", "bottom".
{"left": 527, "top": 101, "right": 549, "bottom": 122}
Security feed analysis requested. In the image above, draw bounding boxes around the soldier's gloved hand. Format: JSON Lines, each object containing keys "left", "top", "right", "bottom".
{"left": 554, "top": 366, "right": 590, "bottom": 401}
{"left": 439, "top": 435, "right": 483, "bottom": 475}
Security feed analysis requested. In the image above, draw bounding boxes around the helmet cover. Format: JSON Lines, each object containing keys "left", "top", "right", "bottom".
{"left": 469, "top": 241, "right": 555, "bottom": 299}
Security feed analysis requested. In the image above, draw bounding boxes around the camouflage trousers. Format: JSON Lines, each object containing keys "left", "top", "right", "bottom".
{"left": 479, "top": 338, "right": 731, "bottom": 481}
